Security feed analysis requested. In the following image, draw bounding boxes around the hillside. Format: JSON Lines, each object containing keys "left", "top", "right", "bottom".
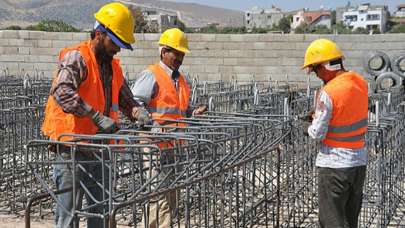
{"left": 0, "top": 0, "right": 244, "bottom": 29}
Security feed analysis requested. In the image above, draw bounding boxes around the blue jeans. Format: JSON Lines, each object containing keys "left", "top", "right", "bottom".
{"left": 53, "top": 152, "right": 109, "bottom": 228}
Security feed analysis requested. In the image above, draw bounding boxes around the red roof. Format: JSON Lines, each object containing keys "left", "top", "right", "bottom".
{"left": 303, "top": 11, "right": 331, "bottom": 25}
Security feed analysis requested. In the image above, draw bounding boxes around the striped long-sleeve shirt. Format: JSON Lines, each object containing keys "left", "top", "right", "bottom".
{"left": 51, "top": 50, "right": 140, "bottom": 121}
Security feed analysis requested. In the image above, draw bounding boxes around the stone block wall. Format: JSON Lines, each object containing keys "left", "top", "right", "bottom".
{"left": 1, "top": 30, "right": 405, "bottom": 84}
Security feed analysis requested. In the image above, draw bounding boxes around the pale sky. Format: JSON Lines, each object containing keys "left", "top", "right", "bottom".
{"left": 165, "top": 0, "right": 403, "bottom": 13}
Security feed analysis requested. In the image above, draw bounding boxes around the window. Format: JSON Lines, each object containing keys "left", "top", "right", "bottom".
{"left": 367, "top": 14, "right": 380, "bottom": 20}
{"left": 345, "top": 15, "right": 358, "bottom": 22}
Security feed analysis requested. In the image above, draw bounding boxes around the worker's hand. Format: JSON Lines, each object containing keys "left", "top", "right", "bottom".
{"left": 132, "top": 107, "right": 152, "bottom": 126}
{"left": 91, "top": 111, "right": 119, "bottom": 133}
{"left": 192, "top": 105, "right": 208, "bottom": 116}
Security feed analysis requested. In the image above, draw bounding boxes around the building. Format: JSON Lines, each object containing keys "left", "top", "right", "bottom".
{"left": 341, "top": 3, "right": 388, "bottom": 33}
{"left": 291, "top": 10, "right": 331, "bottom": 29}
{"left": 142, "top": 9, "right": 180, "bottom": 32}
{"left": 336, "top": 2, "right": 353, "bottom": 22}
{"left": 245, "top": 5, "right": 284, "bottom": 29}
{"left": 394, "top": 4, "right": 405, "bottom": 17}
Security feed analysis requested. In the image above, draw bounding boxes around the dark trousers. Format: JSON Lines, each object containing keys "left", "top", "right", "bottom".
{"left": 318, "top": 166, "right": 366, "bottom": 228}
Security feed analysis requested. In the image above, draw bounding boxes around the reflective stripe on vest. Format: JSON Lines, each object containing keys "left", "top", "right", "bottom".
{"left": 322, "top": 71, "right": 368, "bottom": 149}
{"left": 328, "top": 118, "right": 368, "bottom": 134}
{"left": 147, "top": 63, "right": 190, "bottom": 125}
{"left": 327, "top": 133, "right": 365, "bottom": 142}
{"left": 41, "top": 40, "right": 124, "bottom": 141}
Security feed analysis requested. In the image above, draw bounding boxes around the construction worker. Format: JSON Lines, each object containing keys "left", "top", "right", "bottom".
{"left": 41, "top": 2, "right": 150, "bottom": 228}
{"left": 131, "top": 28, "right": 206, "bottom": 227}
{"left": 302, "top": 39, "right": 368, "bottom": 228}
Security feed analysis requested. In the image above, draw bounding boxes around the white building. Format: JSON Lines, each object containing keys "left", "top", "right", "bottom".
{"left": 394, "top": 4, "right": 405, "bottom": 17}
{"left": 142, "top": 10, "right": 180, "bottom": 32}
{"left": 342, "top": 3, "right": 388, "bottom": 33}
{"left": 245, "top": 5, "right": 284, "bottom": 29}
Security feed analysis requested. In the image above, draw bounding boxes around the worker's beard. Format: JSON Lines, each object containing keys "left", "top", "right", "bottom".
{"left": 95, "top": 42, "right": 113, "bottom": 64}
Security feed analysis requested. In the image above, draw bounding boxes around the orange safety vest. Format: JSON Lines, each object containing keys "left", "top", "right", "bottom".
{"left": 147, "top": 63, "right": 190, "bottom": 125}
{"left": 322, "top": 71, "right": 368, "bottom": 149}
{"left": 147, "top": 63, "right": 190, "bottom": 149}
{"left": 41, "top": 41, "right": 124, "bottom": 141}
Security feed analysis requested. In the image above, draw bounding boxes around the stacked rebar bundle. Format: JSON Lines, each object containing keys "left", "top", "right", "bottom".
{"left": 360, "top": 91, "right": 405, "bottom": 227}
{"left": 0, "top": 70, "right": 51, "bottom": 213}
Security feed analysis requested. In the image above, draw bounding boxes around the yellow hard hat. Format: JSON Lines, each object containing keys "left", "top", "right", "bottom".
{"left": 159, "top": 28, "right": 190, "bottom": 53}
{"left": 302, "top": 38, "right": 344, "bottom": 69}
{"left": 94, "top": 2, "right": 135, "bottom": 47}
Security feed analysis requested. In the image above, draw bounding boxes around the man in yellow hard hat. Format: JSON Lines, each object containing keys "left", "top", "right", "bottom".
{"left": 131, "top": 28, "right": 206, "bottom": 227}
{"left": 302, "top": 39, "right": 368, "bottom": 228}
{"left": 41, "top": 2, "right": 150, "bottom": 227}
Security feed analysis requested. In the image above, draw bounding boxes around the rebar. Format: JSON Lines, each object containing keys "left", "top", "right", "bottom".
{"left": 0, "top": 74, "right": 403, "bottom": 227}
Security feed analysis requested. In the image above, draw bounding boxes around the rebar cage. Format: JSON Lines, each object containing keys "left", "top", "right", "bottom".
{"left": 0, "top": 70, "right": 404, "bottom": 227}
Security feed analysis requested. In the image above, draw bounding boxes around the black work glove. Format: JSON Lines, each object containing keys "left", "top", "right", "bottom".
{"left": 132, "top": 107, "right": 152, "bottom": 127}
{"left": 91, "top": 111, "right": 119, "bottom": 133}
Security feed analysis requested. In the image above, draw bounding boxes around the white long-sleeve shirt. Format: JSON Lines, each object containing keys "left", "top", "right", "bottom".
{"left": 308, "top": 90, "right": 368, "bottom": 168}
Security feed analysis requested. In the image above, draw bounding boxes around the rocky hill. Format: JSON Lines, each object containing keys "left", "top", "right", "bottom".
{"left": 0, "top": 0, "right": 244, "bottom": 29}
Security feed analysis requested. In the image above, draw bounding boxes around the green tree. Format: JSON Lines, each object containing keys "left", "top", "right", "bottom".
{"left": 200, "top": 24, "right": 219, "bottom": 33}
{"left": 353, "top": 27, "right": 369, "bottom": 34}
{"left": 312, "top": 25, "right": 332, "bottom": 34}
{"left": 371, "top": 27, "right": 381, "bottom": 34}
{"left": 26, "top": 19, "right": 79, "bottom": 32}
{"left": 294, "top": 23, "right": 310, "bottom": 34}
{"left": 388, "top": 24, "right": 405, "bottom": 33}
{"left": 250, "top": 27, "right": 268, "bottom": 33}
{"left": 278, "top": 16, "right": 291, "bottom": 33}
{"left": 331, "top": 22, "right": 352, "bottom": 34}
{"left": 221, "top": 26, "right": 246, "bottom": 34}
{"left": 3, "top": 25, "right": 22, "bottom": 30}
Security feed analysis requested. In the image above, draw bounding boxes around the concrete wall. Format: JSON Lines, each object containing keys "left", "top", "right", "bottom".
{"left": 1, "top": 30, "right": 405, "bottom": 84}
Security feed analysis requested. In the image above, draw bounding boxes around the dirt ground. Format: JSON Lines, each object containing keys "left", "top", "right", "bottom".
{"left": 0, "top": 214, "right": 132, "bottom": 228}
{"left": 0, "top": 214, "right": 54, "bottom": 228}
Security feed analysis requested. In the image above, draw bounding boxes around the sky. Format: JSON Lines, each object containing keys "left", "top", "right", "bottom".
{"left": 165, "top": 0, "right": 403, "bottom": 13}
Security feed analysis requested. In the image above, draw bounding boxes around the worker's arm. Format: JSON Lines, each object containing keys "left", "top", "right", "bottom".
{"left": 119, "top": 81, "right": 151, "bottom": 125}
{"left": 118, "top": 81, "right": 141, "bottom": 120}
{"left": 130, "top": 70, "right": 158, "bottom": 107}
{"left": 52, "top": 50, "right": 92, "bottom": 117}
{"left": 308, "top": 90, "right": 333, "bottom": 140}
{"left": 52, "top": 50, "right": 120, "bottom": 133}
